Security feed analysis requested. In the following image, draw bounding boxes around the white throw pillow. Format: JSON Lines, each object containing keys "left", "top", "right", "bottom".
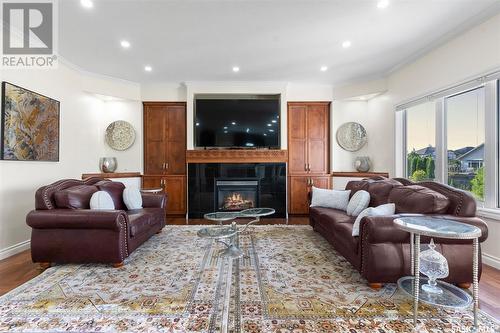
{"left": 90, "top": 191, "right": 115, "bottom": 210}
{"left": 346, "top": 190, "right": 370, "bottom": 216}
{"left": 352, "top": 203, "right": 396, "bottom": 237}
{"left": 310, "top": 187, "right": 351, "bottom": 211}
{"left": 123, "top": 188, "right": 143, "bottom": 210}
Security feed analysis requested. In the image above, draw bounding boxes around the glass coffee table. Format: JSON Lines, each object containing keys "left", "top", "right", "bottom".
{"left": 393, "top": 216, "right": 482, "bottom": 331}
{"left": 198, "top": 208, "right": 275, "bottom": 259}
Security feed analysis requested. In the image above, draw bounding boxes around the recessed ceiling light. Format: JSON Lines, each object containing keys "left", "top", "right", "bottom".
{"left": 223, "top": 126, "right": 228, "bottom": 129}
{"left": 267, "top": 123, "right": 272, "bottom": 127}
{"left": 144, "top": 65, "right": 152, "bottom": 72}
{"left": 320, "top": 66, "right": 328, "bottom": 72}
{"left": 120, "top": 40, "right": 131, "bottom": 49}
{"left": 80, "top": 0, "right": 93, "bottom": 9}
{"left": 231, "top": 122, "right": 236, "bottom": 125}
{"left": 269, "top": 129, "right": 274, "bottom": 132}
{"left": 232, "top": 66, "right": 240, "bottom": 72}
{"left": 377, "top": 0, "right": 389, "bottom": 9}
{"left": 196, "top": 122, "right": 200, "bottom": 126}
{"left": 342, "top": 40, "right": 352, "bottom": 48}
{"left": 271, "top": 120, "right": 277, "bottom": 123}
{"left": 263, "top": 133, "right": 267, "bottom": 136}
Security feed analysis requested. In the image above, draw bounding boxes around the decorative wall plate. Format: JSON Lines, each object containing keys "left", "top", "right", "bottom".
{"left": 336, "top": 122, "right": 367, "bottom": 152}
{"left": 105, "top": 120, "right": 136, "bottom": 151}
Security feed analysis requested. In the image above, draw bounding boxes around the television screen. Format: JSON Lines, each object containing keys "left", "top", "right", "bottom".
{"left": 194, "top": 96, "right": 280, "bottom": 148}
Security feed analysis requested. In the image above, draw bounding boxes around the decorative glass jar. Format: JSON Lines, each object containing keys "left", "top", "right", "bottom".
{"left": 419, "top": 238, "right": 449, "bottom": 294}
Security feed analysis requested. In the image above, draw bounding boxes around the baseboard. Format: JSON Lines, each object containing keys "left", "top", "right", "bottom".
{"left": 0, "top": 240, "right": 30, "bottom": 261}
{"left": 483, "top": 252, "right": 500, "bottom": 270}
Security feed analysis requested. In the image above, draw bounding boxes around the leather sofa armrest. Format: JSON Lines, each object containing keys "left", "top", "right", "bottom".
{"left": 141, "top": 192, "right": 167, "bottom": 209}
{"left": 26, "top": 209, "right": 128, "bottom": 231}
{"left": 361, "top": 214, "right": 489, "bottom": 244}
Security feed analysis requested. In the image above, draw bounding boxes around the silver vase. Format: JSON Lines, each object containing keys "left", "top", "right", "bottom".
{"left": 99, "top": 157, "right": 117, "bottom": 173}
{"left": 354, "top": 156, "right": 371, "bottom": 172}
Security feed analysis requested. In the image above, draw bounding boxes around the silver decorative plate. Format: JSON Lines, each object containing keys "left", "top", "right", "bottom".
{"left": 105, "top": 120, "right": 136, "bottom": 151}
{"left": 336, "top": 122, "right": 367, "bottom": 152}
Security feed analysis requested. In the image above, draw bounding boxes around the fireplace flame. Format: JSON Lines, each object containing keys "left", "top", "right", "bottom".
{"left": 222, "top": 192, "right": 254, "bottom": 210}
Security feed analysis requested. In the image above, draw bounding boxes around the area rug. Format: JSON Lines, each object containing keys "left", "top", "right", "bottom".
{"left": 0, "top": 226, "right": 498, "bottom": 332}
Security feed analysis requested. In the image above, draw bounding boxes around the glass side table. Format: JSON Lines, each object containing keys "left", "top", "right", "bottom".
{"left": 393, "top": 216, "right": 482, "bottom": 331}
{"left": 199, "top": 208, "right": 275, "bottom": 259}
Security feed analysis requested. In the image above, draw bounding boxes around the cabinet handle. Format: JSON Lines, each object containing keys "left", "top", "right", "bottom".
{"left": 166, "top": 163, "right": 169, "bottom": 169}
{"left": 311, "top": 178, "right": 314, "bottom": 186}
{"left": 307, "top": 163, "right": 311, "bottom": 172}
{"left": 304, "top": 163, "right": 307, "bottom": 171}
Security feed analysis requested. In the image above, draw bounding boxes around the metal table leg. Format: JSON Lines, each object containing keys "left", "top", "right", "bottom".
{"left": 413, "top": 234, "right": 420, "bottom": 326}
{"left": 472, "top": 237, "right": 479, "bottom": 331}
{"left": 410, "top": 232, "right": 414, "bottom": 275}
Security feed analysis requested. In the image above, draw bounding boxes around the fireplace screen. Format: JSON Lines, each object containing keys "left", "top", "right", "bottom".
{"left": 215, "top": 180, "right": 259, "bottom": 211}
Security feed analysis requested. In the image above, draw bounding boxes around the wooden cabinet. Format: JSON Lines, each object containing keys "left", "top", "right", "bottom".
{"left": 288, "top": 176, "right": 331, "bottom": 214}
{"left": 142, "top": 175, "right": 187, "bottom": 216}
{"left": 288, "top": 102, "right": 329, "bottom": 175}
{"left": 143, "top": 102, "right": 187, "bottom": 216}
{"left": 288, "top": 102, "right": 330, "bottom": 214}
{"left": 144, "top": 102, "right": 186, "bottom": 175}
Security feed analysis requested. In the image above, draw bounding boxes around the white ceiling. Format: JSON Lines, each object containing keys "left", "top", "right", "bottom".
{"left": 59, "top": 0, "right": 500, "bottom": 85}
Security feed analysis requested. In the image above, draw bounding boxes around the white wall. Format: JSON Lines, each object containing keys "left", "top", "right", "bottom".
{"left": 0, "top": 64, "right": 142, "bottom": 259}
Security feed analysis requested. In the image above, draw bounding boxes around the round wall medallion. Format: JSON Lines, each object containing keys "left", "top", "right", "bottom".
{"left": 336, "top": 122, "right": 367, "bottom": 152}
{"left": 105, "top": 120, "right": 136, "bottom": 151}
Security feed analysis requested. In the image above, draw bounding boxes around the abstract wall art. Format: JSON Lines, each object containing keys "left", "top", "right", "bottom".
{"left": 1, "top": 82, "right": 60, "bottom": 161}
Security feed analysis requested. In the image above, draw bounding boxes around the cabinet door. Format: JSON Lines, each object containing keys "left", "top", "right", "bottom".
{"left": 164, "top": 176, "right": 186, "bottom": 215}
{"left": 289, "top": 176, "right": 309, "bottom": 214}
{"left": 166, "top": 105, "right": 186, "bottom": 175}
{"left": 142, "top": 176, "right": 163, "bottom": 189}
{"left": 144, "top": 105, "right": 167, "bottom": 175}
{"left": 310, "top": 176, "right": 330, "bottom": 189}
{"left": 288, "top": 104, "right": 308, "bottom": 174}
{"left": 307, "top": 104, "right": 329, "bottom": 174}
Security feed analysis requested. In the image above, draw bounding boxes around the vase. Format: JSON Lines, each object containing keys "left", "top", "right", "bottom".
{"left": 354, "top": 156, "right": 371, "bottom": 172}
{"left": 419, "top": 239, "right": 449, "bottom": 294}
{"left": 99, "top": 157, "right": 117, "bottom": 173}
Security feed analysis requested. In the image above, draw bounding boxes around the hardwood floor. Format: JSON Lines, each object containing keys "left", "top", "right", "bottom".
{"left": 1, "top": 218, "right": 499, "bottom": 321}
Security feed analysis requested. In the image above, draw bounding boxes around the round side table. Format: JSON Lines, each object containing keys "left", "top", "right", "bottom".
{"left": 393, "top": 216, "right": 482, "bottom": 331}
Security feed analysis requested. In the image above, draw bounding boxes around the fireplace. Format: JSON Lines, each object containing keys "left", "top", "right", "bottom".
{"left": 215, "top": 180, "right": 259, "bottom": 211}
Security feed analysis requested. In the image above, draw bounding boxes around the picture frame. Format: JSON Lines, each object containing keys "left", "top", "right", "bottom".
{"left": 1, "top": 82, "right": 60, "bottom": 161}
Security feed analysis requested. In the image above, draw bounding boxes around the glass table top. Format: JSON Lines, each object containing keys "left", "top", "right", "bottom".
{"left": 398, "top": 276, "right": 472, "bottom": 309}
{"left": 393, "top": 216, "right": 481, "bottom": 239}
{"left": 204, "top": 208, "right": 275, "bottom": 221}
{"left": 197, "top": 226, "right": 238, "bottom": 239}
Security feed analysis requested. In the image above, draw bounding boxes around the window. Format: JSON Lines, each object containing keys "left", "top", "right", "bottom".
{"left": 399, "top": 76, "right": 499, "bottom": 210}
{"left": 405, "top": 102, "right": 436, "bottom": 181}
{"left": 445, "top": 87, "right": 485, "bottom": 201}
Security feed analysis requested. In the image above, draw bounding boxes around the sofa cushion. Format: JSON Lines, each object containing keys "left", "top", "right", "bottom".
{"left": 352, "top": 203, "right": 396, "bottom": 236}
{"left": 319, "top": 208, "right": 355, "bottom": 225}
{"left": 346, "top": 178, "right": 402, "bottom": 207}
{"left": 310, "top": 187, "right": 351, "bottom": 211}
{"left": 123, "top": 188, "right": 143, "bottom": 210}
{"left": 54, "top": 185, "right": 99, "bottom": 209}
{"left": 128, "top": 208, "right": 163, "bottom": 237}
{"left": 96, "top": 181, "right": 127, "bottom": 210}
{"left": 332, "top": 221, "right": 359, "bottom": 254}
{"left": 89, "top": 191, "right": 115, "bottom": 210}
{"left": 347, "top": 190, "right": 370, "bottom": 216}
{"left": 389, "top": 185, "right": 450, "bottom": 214}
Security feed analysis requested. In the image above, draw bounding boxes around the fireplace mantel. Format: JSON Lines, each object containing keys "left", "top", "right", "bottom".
{"left": 186, "top": 149, "right": 288, "bottom": 163}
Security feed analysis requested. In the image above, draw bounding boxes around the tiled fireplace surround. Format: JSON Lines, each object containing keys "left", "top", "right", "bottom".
{"left": 187, "top": 163, "right": 286, "bottom": 218}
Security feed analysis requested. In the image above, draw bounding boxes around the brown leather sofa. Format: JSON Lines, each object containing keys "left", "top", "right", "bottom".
{"left": 26, "top": 178, "right": 166, "bottom": 267}
{"left": 310, "top": 177, "right": 488, "bottom": 288}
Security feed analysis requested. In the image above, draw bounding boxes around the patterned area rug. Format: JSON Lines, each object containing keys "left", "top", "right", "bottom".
{"left": 0, "top": 225, "right": 498, "bottom": 332}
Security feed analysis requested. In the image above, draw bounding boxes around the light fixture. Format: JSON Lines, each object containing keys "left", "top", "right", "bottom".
{"left": 231, "top": 122, "right": 236, "bottom": 125}
{"left": 144, "top": 65, "right": 152, "bottom": 72}
{"left": 224, "top": 130, "right": 228, "bottom": 134}
{"left": 377, "top": 0, "right": 389, "bottom": 9}
{"left": 263, "top": 133, "right": 267, "bottom": 136}
{"left": 269, "top": 129, "right": 274, "bottom": 132}
{"left": 120, "top": 40, "right": 131, "bottom": 49}
{"left": 267, "top": 123, "right": 272, "bottom": 127}
{"left": 271, "top": 120, "right": 277, "bottom": 123}
{"left": 232, "top": 66, "right": 240, "bottom": 72}
{"left": 246, "top": 128, "right": 250, "bottom": 133}
{"left": 320, "top": 66, "right": 328, "bottom": 72}
{"left": 80, "top": 0, "right": 93, "bottom": 8}
{"left": 223, "top": 126, "right": 228, "bottom": 129}
{"left": 196, "top": 122, "right": 200, "bottom": 126}
{"left": 342, "top": 40, "right": 352, "bottom": 48}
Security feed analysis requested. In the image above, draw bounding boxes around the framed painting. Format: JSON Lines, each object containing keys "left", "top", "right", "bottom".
{"left": 1, "top": 82, "right": 60, "bottom": 161}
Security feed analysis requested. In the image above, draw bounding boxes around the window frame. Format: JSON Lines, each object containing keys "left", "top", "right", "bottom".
{"left": 400, "top": 78, "right": 499, "bottom": 210}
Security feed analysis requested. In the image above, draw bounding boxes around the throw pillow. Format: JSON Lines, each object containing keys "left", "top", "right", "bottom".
{"left": 90, "top": 191, "right": 115, "bottom": 210}
{"left": 310, "top": 187, "right": 351, "bottom": 211}
{"left": 352, "top": 203, "right": 396, "bottom": 237}
{"left": 123, "top": 188, "right": 143, "bottom": 210}
{"left": 346, "top": 190, "right": 370, "bottom": 216}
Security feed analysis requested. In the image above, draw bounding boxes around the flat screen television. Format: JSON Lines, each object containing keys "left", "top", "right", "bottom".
{"left": 194, "top": 95, "right": 280, "bottom": 148}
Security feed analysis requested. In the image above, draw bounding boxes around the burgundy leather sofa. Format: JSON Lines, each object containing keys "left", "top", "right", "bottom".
{"left": 26, "top": 178, "right": 166, "bottom": 267}
{"left": 310, "top": 177, "right": 488, "bottom": 288}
